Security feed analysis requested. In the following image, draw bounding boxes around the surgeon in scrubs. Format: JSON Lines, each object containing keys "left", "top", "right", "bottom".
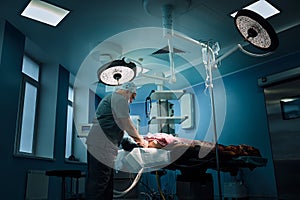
{"left": 85, "top": 82, "right": 148, "bottom": 200}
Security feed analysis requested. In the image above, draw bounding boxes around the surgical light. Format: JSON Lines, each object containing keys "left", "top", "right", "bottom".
{"left": 234, "top": 9, "right": 279, "bottom": 51}
{"left": 97, "top": 58, "right": 137, "bottom": 86}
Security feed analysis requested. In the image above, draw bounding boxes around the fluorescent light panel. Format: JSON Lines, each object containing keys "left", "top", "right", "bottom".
{"left": 21, "top": 0, "right": 70, "bottom": 26}
{"left": 281, "top": 98, "right": 298, "bottom": 103}
{"left": 231, "top": 0, "right": 280, "bottom": 19}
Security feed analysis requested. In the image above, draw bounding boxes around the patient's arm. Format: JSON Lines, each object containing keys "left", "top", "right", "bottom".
{"left": 164, "top": 142, "right": 194, "bottom": 150}
{"left": 147, "top": 139, "right": 194, "bottom": 149}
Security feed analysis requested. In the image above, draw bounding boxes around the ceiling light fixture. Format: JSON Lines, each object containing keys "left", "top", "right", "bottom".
{"left": 97, "top": 58, "right": 137, "bottom": 86}
{"left": 234, "top": 9, "right": 279, "bottom": 51}
{"left": 230, "top": 0, "right": 280, "bottom": 19}
{"left": 21, "top": 0, "right": 70, "bottom": 26}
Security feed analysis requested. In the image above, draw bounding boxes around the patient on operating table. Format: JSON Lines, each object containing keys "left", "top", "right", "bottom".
{"left": 144, "top": 132, "right": 209, "bottom": 148}
{"left": 145, "top": 133, "right": 261, "bottom": 158}
{"left": 121, "top": 132, "right": 261, "bottom": 158}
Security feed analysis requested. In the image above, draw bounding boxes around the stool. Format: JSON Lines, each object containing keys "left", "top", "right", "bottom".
{"left": 46, "top": 170, "right": 86, "bottom": 200}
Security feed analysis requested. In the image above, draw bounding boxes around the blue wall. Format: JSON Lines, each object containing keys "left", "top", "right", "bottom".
{"left": 0, "top": 20, "right": 26, "bottom": 200}
{"left": 0, "top": 21, "right": 86, "bottom": 200}
{"left": 216, "top": 50, "right": 300, "bottom": 198}
{"left": 187, "top": 50, "right": 300, "bottom": 198}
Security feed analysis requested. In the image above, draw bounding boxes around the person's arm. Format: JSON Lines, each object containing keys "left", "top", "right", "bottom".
{"left": 164, "top": 142, "right": 192, "bottom": 150}
{"left": 118, "top": 117, "right": 148, "bottom": 147}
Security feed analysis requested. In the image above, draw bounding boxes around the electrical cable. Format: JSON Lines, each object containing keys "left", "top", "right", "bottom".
{"left": 113, "top": 168, "right": 144, "bottom": 198}
{"left": 237, "top": 44, "right": 273, "bottom": 57}
{"left": 155, "top": 171, "right": 166, "bottom": 200}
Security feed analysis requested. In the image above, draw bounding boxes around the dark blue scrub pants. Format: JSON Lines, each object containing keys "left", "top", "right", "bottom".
{"left": 85, "top": 150, "right": 114, "bottom": 200}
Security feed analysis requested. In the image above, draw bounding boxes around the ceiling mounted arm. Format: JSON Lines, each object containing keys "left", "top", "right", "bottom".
{"left": 142, "top": 0, "right": 191, "bottom": 84}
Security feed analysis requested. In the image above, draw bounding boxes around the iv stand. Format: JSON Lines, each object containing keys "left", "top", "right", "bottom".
{"left": 206, "top": 54, "right": 222, "bottom": 200}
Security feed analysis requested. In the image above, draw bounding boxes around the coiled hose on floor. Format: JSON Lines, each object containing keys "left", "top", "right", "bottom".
{"left": 113, "top": 168, "right": 144, "bottom": 198}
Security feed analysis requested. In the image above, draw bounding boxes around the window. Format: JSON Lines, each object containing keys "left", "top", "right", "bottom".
{"left": 65, "top": 86, "right": 74, "bottom": 159}
{"left": 15, "top": 55, "right": 40, "bottom": 155}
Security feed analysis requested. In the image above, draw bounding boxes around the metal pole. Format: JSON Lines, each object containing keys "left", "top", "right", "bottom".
{"left": 207, "top": 53, "right": 222, "bottom": 200}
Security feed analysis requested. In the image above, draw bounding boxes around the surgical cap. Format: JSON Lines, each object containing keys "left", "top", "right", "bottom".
{"left": 121, "top": 82, "right": 137, "bottom": 93}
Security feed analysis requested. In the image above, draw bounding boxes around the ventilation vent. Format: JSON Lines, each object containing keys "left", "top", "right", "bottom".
{"left": 152, "top": 46, "right": 185, "bottom": 55}
{"left": 151, "top": 46, "right": 186, "bottom": 63}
